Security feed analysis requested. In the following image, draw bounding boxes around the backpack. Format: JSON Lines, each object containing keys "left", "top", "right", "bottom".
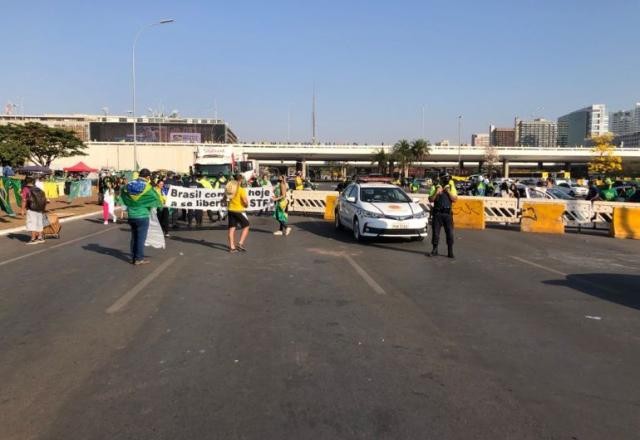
{"left": 28, "top": 187, "right": 47, "bottom": 212}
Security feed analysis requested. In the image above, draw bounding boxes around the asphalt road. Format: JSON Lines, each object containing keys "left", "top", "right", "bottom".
{"left": 1, "top": 214, "right": 639, "bottom": 440}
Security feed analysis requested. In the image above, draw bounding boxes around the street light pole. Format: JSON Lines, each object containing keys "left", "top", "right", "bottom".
{"left": 457, "top": 115, "right": 463, "bottom": 175}
{"left": 132, "top": 19, "right": 174, "bottom": 171}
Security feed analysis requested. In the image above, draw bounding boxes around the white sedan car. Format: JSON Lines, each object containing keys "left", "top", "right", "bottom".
{"left": 334, "top": 182, "right": 428, "bottom": 241}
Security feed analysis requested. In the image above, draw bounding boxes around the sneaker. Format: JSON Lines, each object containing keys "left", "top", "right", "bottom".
{"left": 134, "top": 259, "right": 150, "bottom": 265}
{"left": 104, "top": 221, "right": 108, "bottom": 225}
{"left": 229, "top": 248, "right": 238, "bottom": 253}
{"left": 285, "top": 227, "right": 292, "bottom": 236}
{"left": 237, "top": 244, "right": 247, "bottom": 252}
{"left": 273, "top": 231, "right": 283, "bottom": 235}
{"left": 26, "top": 240, "right": 38, "bottom": 245}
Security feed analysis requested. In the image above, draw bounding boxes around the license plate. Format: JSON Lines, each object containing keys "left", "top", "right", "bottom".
{"left": 391, "top": 223, "right": 409, "bottom": 229}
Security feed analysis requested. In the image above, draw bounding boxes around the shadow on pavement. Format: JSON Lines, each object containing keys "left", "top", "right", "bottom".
{"left": 82, "top": 243, "right": 131, "bottom": 263}
{"left": 5, "top": 233, "right": 31, "bottom": 243}
{"left": 169, "top": 235, "right": 229, "bottom": 252}
{"left": 544, "top": 274, "right": 640, "bottom": 310}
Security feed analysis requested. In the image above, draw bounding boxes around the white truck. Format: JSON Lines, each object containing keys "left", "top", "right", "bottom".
{"left": 193, "top": 145, "right": 256, "bottom": 180}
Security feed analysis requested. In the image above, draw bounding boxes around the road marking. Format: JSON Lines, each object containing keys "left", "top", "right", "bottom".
{"left": 509, "top": 256, "right": 567, "bottom": 277}
{"left": 106, "top": 257, "right": 177, "bottom": 314}
{"left": 343, "top": 254, "right": 386, "bottom": 295}
{"left": 0, "top": 226, "right": 119, "bottom": 268}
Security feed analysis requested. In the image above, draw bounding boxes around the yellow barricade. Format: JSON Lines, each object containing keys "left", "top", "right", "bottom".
{"left": 611, "top": 206, "right": 640, "bottom": 239}
{"left": 453, "top": 198, "right": 485, "bottom": 229}
{"left": 324, "top": 195, "right": 337, "bottom": 221}
{"left": 520, "top": 201, "right": 565, "bottom": 234}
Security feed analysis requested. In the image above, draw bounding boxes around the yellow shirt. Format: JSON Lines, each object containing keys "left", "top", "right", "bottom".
{"left": 228, "top": 186, "right": 247, "bottom": 212}
{"left": 295, "top": 176, "right": 303, "bottom": 190}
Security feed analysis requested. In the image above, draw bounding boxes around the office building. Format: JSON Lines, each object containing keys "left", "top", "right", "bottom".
{"left": 557, "top": 104, "right": 608, "bottom": 147}
{"left": 610, "top": 103, "right": 640, "bottom": 136}
{"left": 0, "top": 114, "right": 238, "bottom": 144}
{"left": 471, "top": 133, "right": 490, "bottom": 147}
{"left": 489, "top": 125, "right": 516, "bottom": 146}
{"left": 435, "top": 139, "right": 450, "bottom": 146}
{"left": 515, "top": 118, "right": 557, "bottom": 148}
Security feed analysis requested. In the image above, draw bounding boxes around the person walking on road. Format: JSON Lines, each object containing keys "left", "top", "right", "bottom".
{"left": 272, "top": 174, "right": 291, "bottom": 236}
{"left": 120, "top": 168, "right": 163, "bottom": 265}
{"left": 21, "top": 177, "right": 47, "bottom": 245}
{"left": 428, "top": 173, "right": 458, "bottom": 258}
{"left": 226, "top": 173, "right": 250, "bottom": 253}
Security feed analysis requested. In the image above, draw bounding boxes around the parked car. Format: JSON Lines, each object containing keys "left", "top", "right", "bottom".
{"left": 335, "top": 182, "right": 428, "bottom": 241}
{"left": 557, "top": 182, "right": 588, "bottom": 198}
{"left": 513, "top": 184, "right": 575, "bottom": 200}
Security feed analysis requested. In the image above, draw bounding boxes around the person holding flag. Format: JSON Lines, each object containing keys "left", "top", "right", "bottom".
{"left": 120, "top": 168, "right": 163, "bottom": 265}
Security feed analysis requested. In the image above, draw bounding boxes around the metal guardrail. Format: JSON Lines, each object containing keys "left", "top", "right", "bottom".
{"left": 288, "top": 191, "right": 638, "bottom": 231}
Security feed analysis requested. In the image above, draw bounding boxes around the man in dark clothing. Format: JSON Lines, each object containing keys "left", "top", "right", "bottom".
{"left": 428, "top": 173, "right": 458, "bottom": 258}
{"left": 164, "top": 172, "right": 182, "bottom": 228}
{"left": 186, "top": 175, "right": 204, "bottom": 227}
{"left": 586, "top": 180, "right": 601, "bottom": 201}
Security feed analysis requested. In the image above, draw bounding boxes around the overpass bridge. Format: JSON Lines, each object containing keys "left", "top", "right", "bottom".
{"left": 51, "top": 142, "right": 640, "bottom": 175}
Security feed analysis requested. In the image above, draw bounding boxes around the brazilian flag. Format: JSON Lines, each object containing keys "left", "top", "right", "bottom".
{"left": 120, "top": 179, "right": 163, "bottom": 218}
{"left": 0, "top": 177, "right": 21, "bottom": 217}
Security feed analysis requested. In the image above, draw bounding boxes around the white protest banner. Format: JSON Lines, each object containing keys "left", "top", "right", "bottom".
{"left": 164, "top": 185, "right": 273, "bottom": 212}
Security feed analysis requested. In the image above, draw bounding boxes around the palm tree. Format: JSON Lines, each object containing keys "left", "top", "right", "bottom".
{"left": 393, "top": 139, "right": 412, "bottom": 178}
{"left": 372, "top": 148, "right": 389, "bottom": 174}
{"left": 410, "top": 138, "right": 431, "bottom": 162}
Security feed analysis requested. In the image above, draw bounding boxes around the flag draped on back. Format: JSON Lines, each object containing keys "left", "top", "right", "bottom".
{"left": 120, "top": 179, "right": 163, "bottom": 210}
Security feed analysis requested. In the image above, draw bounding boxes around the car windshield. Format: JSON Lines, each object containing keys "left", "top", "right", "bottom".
{"left": 360, "top": 187, "right": 412, "bottom": 203}
{"left": 547, "top": 188, "right": 574, "bottom": 199}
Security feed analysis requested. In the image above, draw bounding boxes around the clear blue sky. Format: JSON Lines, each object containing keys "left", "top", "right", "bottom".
{"left": 1, "top": 0, "right": 638, "bottom": 144}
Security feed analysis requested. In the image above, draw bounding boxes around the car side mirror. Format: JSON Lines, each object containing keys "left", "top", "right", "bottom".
{"left": 346, "top": 196, "right": 356, "bottom": 203}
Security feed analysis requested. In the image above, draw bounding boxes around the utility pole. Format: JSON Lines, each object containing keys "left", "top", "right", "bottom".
{"left": 458, "top": 115, "right": 463, "bottom": 174}
{"left": 311, "top": 85, "right": 317, "bottom": 144}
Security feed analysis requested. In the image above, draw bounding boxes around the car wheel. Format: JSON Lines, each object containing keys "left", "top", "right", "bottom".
{"left": 353, "top": 218, "right": 361, "bottom": 242}
{"left": 334, "top": 210, "right": 343, "bottom": 230}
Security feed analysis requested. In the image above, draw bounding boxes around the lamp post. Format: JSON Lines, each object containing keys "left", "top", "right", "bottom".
{"left": 132, "top": 19, "right": 174, "bottom": 171}
{"left": 457, "top": 115, "right": 463, "bottom": 174}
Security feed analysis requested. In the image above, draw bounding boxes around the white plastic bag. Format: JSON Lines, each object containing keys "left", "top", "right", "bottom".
{"left": 145, "top": 209, "right": 166, "bottom": 249}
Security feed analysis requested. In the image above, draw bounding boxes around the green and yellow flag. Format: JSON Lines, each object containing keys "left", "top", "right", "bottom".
{"left": 120, "top": 179, "right": 163, "bottom": 218}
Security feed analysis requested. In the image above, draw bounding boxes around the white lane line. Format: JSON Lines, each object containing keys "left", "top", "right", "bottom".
{"left": 343, "top": 254, "right": 386, "bottom": 295}
{"left": 509, "top": 256, "right": 568, "bottom": 277}
{"left": 106, "top": 257, "right": 177, "bottom": 314}
{"left": 0, "top": 210, "right": 108, "bottom": 236}
{"left": 0, "top": 226, "right": 119, "bottom": 268}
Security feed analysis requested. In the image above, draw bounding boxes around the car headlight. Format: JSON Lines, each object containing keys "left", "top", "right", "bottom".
{"left": 413, "top": 210, "right": 428, "bottom": 219}
{"left": 360, "top": 209, "right": 384, "bottom": 218}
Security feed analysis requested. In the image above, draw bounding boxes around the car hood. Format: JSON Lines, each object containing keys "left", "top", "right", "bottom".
{"left": 361, "top": 202, "right": 423, "bottom": 217}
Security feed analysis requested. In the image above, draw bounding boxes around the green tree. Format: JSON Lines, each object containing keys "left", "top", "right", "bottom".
{"left": 392, "top": 139, "right": 413, "bottom": 178}
{"left": 410, "top": 138, "right": 431, "bottom": 164}
{"left": 372, "top": 148, "right": 389, "bottom": 174}
{"left": 12, "top": 122, "right": 87, "bottom": 167}
{"left": 588, "top": 133, "right": 622, "bottom": 177}
{"left": 0, "top": 125, "right": 29, "bottom": 167}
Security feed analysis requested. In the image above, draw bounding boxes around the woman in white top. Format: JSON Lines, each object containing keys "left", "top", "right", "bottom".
{"left": 102, "top": 181, "right": 117, "bottom": 224}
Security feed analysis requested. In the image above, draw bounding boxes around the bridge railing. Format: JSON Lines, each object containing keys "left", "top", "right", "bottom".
{"left": 288, "top": 191, "right": 638, "bottom": 232}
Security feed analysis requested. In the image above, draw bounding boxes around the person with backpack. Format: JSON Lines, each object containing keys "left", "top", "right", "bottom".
{"left": 20, "top": 177, "right": 47, "bottom": 245}
{"left": 226, "top": 173, "right": 250, "bottom": 253}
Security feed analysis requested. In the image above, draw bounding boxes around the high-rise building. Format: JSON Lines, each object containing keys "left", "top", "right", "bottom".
{"left": 489, "top": 125, "right": 516, "bottom": 146}
{"left": 515, "top": 118, "right": 557, "bottom": 148}
{"left": 610, "top": 103, "right": 640, "bottom": 136}
{"left": 471, "top": 133, "right": 490, "bottom": 147}
{"left": 557, "top": 104, "right": 608, "bottom": 147}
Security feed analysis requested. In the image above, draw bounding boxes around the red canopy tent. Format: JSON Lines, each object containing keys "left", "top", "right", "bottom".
{"left": 63, "top": 161, "right": 98, "bottom": 173}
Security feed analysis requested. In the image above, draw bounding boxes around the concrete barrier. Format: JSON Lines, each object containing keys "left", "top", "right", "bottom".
{"left": 453, "top": 198, "right": 485, "bottom": 229}
{"left": 520, "top": 201, "right": 565, "bottom": 234}
{"left": 324, "top": 195, "right": 337, "bottom": 221}
{"left": 611, "top": 206, "right": 640, "bottom": 239}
